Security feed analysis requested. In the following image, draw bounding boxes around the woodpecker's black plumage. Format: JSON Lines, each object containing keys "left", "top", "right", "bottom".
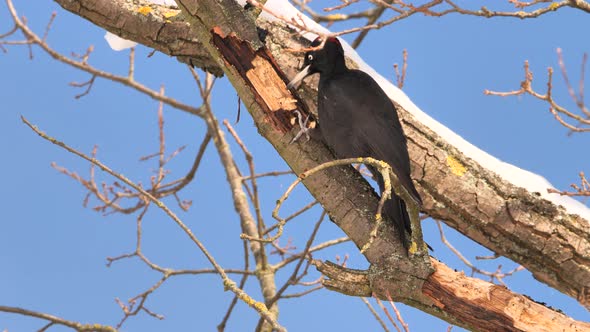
{"left": 288, "top": 37, "right": 421, "bottom": 248}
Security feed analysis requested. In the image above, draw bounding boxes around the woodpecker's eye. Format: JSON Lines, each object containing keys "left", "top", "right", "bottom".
{"left": 307, "top": 54, "right": 314, "bottom": 61}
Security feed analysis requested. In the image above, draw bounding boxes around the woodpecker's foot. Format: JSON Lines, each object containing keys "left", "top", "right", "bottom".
{"left": 256, "top": 27, "right": 269, "bottom": 43}
{"left": 290, "top": 110, "right": 311, "bottom": 144}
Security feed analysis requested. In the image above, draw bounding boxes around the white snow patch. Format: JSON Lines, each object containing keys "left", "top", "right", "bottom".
{"left": 259, "top": 0, "right": 590, "bottom": 223}
{"left": 105, "top": 32, "right": 137, "bottom": 51}
{"left": 148, "top": 0, "right": 177, "bottom": 5}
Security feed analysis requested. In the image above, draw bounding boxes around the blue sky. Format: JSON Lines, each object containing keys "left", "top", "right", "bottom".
{"left": 1, "top": 1, "right": 589, "bottom": 331}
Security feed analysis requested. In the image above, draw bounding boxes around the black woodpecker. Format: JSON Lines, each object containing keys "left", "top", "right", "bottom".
{"left": 288, "top": 37, "right": 422, "bottom": 249}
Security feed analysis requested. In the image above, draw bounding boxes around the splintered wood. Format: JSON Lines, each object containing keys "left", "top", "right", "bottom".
{"left": 211, "top": 27, "right": 304, "bottom": 133}
{"left": 246, "top": 56, "right": 298, "bottom": 113}
{"left": 422, "top": 260, "right": 590, "bottom": 332}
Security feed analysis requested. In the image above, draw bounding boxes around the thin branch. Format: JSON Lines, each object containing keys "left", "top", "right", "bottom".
{"left": 435, "top": 220, "right": 524, "bottom": 284}
{"left": 267, "top": 211, "right": 327, "bottom": 307}
{"left": 156, "top": 132, "right": 211, "bottom": 200}
{"left": 372, "top": 293, "right": 402, "bottom": 332}
{"left": 0, "top": 305, "right": 116, "bottom": 332}
{"left": 485, "top": 52, "right": 590, "bottom": 133}
{"left": 263, "top": 200, "right": 319, "bottom": 235}
{"left": 385, "top": 291, "right": 410, "bottom": 332}
{"left": 41, "top": 11, "right": 56, "bottom": 42}
{"left": 52, "top": 102, "right": 197, "bottom": 214}
{"left": 351, "top": 0, "right": 393, "bottom": 49}
{"left": 128, "top": 47, "right": 135, "bottom": 80}
{"left": 394, "top": 49, "right": 408, "bottom": 89}
{"left": 361, "top": 298, "right": 390, "bottom": 332}
{"left": 217, "top": 241, "right": 251, "bottom": 332}
{"left": 548, "top": 171, "right": 590, "bottom": 197}
{"left": 224, "top": 120, "right": 268, "bottom": 245}
{"left": 241, "top": 170, "right": 294, "bottom": 181}
{"left": 115, "top": 275, "right": 167, "bottom": 328}
{"left": 69, "top": 75, "right": 97, "bottom": 99}
{"left": 272, "top": 236, "right": 350, "bottom": 270}
{"left": 279, "top": 285, "right": 323, "bottom": 298}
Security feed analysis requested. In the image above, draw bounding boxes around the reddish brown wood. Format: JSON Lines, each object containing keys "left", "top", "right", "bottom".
{"left": 210, "top": 27, "right": 306, "bottom": 133}
{"left": 422, "top": 260, "right": 590, "bottom": 332}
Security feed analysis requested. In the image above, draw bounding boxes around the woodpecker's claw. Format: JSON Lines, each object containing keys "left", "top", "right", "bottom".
{"left": 290, "top": 110, "right": 311, "bottom": 144}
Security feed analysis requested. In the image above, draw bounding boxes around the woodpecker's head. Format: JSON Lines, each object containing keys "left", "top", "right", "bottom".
{"left": 287, "top": 37, "right": 345, "bottom": 89}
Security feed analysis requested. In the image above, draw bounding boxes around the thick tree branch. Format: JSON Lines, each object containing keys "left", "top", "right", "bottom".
{"left": 55, "top": 0, "right": 223, "bottom": 76}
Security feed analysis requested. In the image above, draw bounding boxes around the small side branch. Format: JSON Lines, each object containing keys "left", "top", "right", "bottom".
{"left": 548, "top": 171, "right": 590, "bottom": 197}
{"left": 0, "top": 305, "right": 116, "bottom": 332}
{"left": 435, "top": 220, "right": 524, "bottom": 285}
{"left": 485, "top": 50, "right": 590, "bottom": 133}
{"left": 314, "top": 260, "right": 372, "bottom": 297}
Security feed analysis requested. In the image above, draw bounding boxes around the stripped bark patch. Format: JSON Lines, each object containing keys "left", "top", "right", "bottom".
{"left": 246, "top": 56, "right": 298, "bottom": 112}
{"left": 210, "top": 27, "right": 308, "bottom": 133}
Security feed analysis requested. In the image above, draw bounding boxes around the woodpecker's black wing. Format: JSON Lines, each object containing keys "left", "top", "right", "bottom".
{"left": 318, "top": 69, "right": 421, "bottom": 203}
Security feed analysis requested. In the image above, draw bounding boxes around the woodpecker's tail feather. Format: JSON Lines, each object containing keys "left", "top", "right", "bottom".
{"left": 382, "top": 193, "right": 412, "bottom": 250}
{"left": 367, "top": 166, "right": 412, "bottom": 250}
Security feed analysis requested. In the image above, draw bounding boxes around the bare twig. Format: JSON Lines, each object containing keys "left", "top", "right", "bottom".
{"left": 435, "top": 220, "right": 524, "bottom": 284}
{"left": 385, "top": 291, "right": 410, "bottom": 332}
{"left": 324, "top": 0, "right": 360, "bottom": 12}
{"left": 485, "top": 52, "right": 590, "bottom": 133}
{"left": 241, "top": 170, "right": 294, "bottom": 181}
{"left": 0, "top": 305, "right": 116, "bottom": 332}
{"left": 267, "top": 211, "right": 327, "bottom": 307}
{"left": 272, "top": 236, "right": 350, "bottom": 270}
{"left": 224, "top": 120, "right": 268, "bottom": 242}
{"left": 69, "top": 75, "right": 97, "bottom": 99}
{"left": 217, "top": 241, "right": 251, "bottom": 332}
{"left": 156, "top": 132, "right": 211, "bottom": 201}
{"left": 263, "top": 200, "right": 319, "bottom": 235}
{"left": 52, "top": 101, "right": 197, "bottom": 215}
{"left": 280, "top": 284, "right": 323, "bottom": 298}
{"left": 548, "top": 171, "right": 590, "bottom": 197}
{"left": 128, "top": 47, "right": 135, "bottom": 80}
{"left": 361, "top": 298, "right": 390, "bottom": 332}
{"left": 115, "top": 274, "right": 167, "bottom": 328}
{"left": 372, "top": 293, "right": 402, "bottom": 332}
{"left": 283, "top": 0, "right": 582, "bottom": 50}
{"left": 394, "top": 49, "right": 408, "bottom": 89}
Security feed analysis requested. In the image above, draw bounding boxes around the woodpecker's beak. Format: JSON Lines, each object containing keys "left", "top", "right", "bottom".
{"left": 287, "top": 65, "right": 311, "bottom": 89}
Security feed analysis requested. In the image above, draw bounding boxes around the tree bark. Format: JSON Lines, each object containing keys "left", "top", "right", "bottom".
{"left": 52, "top": 0, "right": 590, "bottom": 328}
